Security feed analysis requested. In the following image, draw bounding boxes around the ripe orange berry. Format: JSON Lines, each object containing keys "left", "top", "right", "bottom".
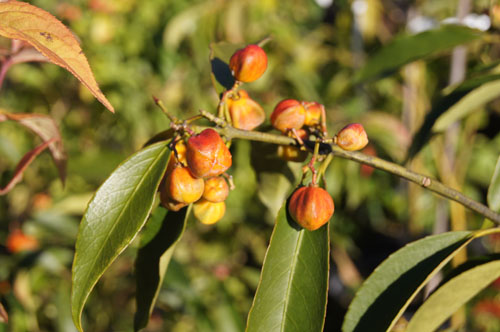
{"left": 227, "top": 90, "right": 265, "bottom": 130}
{"left": 6, "top": 230, "right": 39, "bottom": 253}
{"left": 202, "top": 176, "right": 229, "bottom": 203}
{"left": 193, "top": 199, "right": 226, "bottom": 225}
{"left": 166, "top": 140, "right": 187, "bottom": 174}
{"left": 229, "top": 44, "right": 268, "bottom": 83}
{"left": 303, "top": 101, "right": 323, "bottom": 127}
{"left": 288, "top": 186, "right": 334, "bottom": 231}
{"left": 186, "top": 129, "right": 232, "bottom": 178}
{"left": 336, "top": 123, "right": 369, "bottom": 151}
{"left": 164, "top": 166, "right": 204, "bottom": 204}
{"left": 270, "top": 99, "right": 306, "bottom": 133}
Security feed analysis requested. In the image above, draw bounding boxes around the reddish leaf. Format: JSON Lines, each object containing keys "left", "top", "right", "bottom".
{"left": 0, "top": 138, "right": 55, "bottom": 195}
{"left": 0, "top": 111, "right": 66, "bottom": 183}
{"left": 0, "top": 0, "right": 114, "bottom": 113}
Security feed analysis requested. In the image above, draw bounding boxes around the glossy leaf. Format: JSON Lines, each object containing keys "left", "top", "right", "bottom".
{"left": 0, "top": 138, "right": 55, "bottom": 195}
{"left": 0, "top": 110, "right": 66, "bottom": 182}
{"left": 134, "top": 206, "right": 190, "bottom": 331}
{"left": 406, "top": 259, "right": 500, "bottom": 332}
{"left": 71, "top": 142, "right": 170, "bottom": 332}
{"left": 355, "top": 25, "right": 483, "bottom": 83}
{"left": 407, "top": 74, "right": 500, "bottom": 160}
{"left": 342, "top": 229, "right": 500, "bottom": 332}
{"left": 0, "top": 1, "right": 114, "bottom": 112}
{"left": 246, "top": 201, "right": 329, "bottom": 332}
{"left": 487, "top": 156, "right": 500, "bottom": 212}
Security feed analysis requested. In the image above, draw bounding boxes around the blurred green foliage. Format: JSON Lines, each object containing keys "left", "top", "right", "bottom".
{"left": 0, "top": 0, "right": 499, "bottom": 331}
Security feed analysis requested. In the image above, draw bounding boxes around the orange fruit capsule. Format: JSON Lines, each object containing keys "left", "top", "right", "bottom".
{"left": 193, "top": 199, "right": 226, "bottom": 225}
{"left": 288, "top": 186, "right": 334, "bottom": 231}
{"left": 227, "top": 90, "right": 265, "bottom": 130}
{"left": 186, "top": 129, "right": 232, "bottom": 178}
{"left": 270, "top": 99, "right": 306, "bottom": 133}
{"left": 229, "top": 44, "right": 268, "bottom": 83}
{"left": 336, "top": 123, "right": 369, "bottom": 151}
{"left": 202, "top": 176, "right": 229, "bottom": 203}
{"left": 163, "top": 166, "right": 204, "bottom": 204}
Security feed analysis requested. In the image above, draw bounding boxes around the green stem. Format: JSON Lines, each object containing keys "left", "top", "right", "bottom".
{"left": 197, "top": 111, "right": 500, "bottom": 225}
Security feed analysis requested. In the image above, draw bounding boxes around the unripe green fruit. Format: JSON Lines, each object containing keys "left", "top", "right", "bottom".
{"left": 288, "top": 186, "right": 334, "bottom": 231}
{"left": 186, "top": 129, "right": 232, "bottom": 178}
{"left": 229, "top": 44, "right": 268, "bottom": 83}
{"left": 164, "top": 166, "right": 204, "bottom": 204}
{"left": 203, "top": 176, "right": 229, "bottom": 203}
{"left": 336, "top": 123, "right": 369, "bottom": 151}
{"left": 270, "top": 99, "right": 306, "bottom": 133}
{"left": 193, "top": 199, "right": 226, "bottom": 225}
{"left": 227, "top": 90, "right": 265, "bottom": 130}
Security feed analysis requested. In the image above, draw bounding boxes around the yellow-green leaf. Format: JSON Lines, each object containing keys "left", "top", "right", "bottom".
{"left": 0, "top": 0, "right": 114, "bottom": 112}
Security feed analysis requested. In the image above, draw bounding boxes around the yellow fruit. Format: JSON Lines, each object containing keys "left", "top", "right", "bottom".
{"left": 193, "top": 199, "right": 226, "bottom": 225}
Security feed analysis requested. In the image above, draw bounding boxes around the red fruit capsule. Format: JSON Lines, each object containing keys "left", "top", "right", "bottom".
{"left": 186, "top": 129, "right": 232, "bottom": 178}
{"left": 227, "top": 90, "right": 265, "bottom": 130}
{"left": 229, "top": 44, "right": 268, "bottom": 83}
{"left": 270, "top": 99, "right": 306, "bottom": 133}
{"left": 336, "top": 123, "right": 369, "bottom": 151}
{"left": 288, "top": 186, "right": 334, "bottom": 231}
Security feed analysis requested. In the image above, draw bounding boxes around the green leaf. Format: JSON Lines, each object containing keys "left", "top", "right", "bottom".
{"left": 246, "top": 200, "right": 330, "bottom": 332}
{"left": 209, "top": 42, "right": 241, "bottom": 95}
{"left": 355, "top": 25, "right": 483, "bottom": 83}
{"left": 342, "top": 229, "right": 500, "bottom": 332}
{"left": 487, "top": 156, "right": 500, "bottom": 213}
{"left": 407, "top": 74, "right": 500, "bottom": 161}
{"left": 71, "top": 142, "right": 170, "bottom": 332}
{"left": 433, "top": 78, "right": 500, "bottom": 132}
{"left": 134, "top": 206, "right": 190, "bottom": 331}
{"left": 406, "top": 258, "right": 500, "bottom": 332}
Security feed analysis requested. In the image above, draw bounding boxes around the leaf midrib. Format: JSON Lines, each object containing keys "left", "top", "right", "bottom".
{"left": 280, "top": 230, "right": 304, "bottom": 332}
{"left": 73, "top": 145, "right": 167, "bottom": 325}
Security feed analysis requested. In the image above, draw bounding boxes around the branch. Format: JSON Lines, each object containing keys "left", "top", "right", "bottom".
{"left": 198, "top": 112, "right": 500, "bottom": 225}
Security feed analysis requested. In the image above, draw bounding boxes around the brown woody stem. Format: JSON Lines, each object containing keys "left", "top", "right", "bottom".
{"left": 197, "top": 110, "right": 500, "bottom": 225}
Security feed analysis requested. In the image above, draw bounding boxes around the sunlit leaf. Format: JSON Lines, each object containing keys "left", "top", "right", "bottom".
{"left": 487, "top": 156, "right": 500, "bottom": 213}
{"left": 407, "top": 74, "right": 500, "bottom": 160}
{"left": 0, "top": 110, "right": 66, "bottom": 182}
{"left": 134, "top": 206, "right": 190, "bottom": 331}
{"left": 246, "top": 200, "right": 329, "bottom": 332}
{"left": 71, "top": 142, "right": 169, "bottom": 332}
{"left": 433, "top": 78, "right": 500, "bottom": 132}
{"left": 355, "top": 25, "right": 483, "bottom": 83}
{"left": 0, "top": 138, "right": 55, "bottom": 195}
{"left": 0, "top": 0, "right": 114, "bottom": 112}
{"left": 342, "top": 228, "right": 500, "bottom": 332}
{"left": 406, "top": 258, "right": 500, "bottom": 332}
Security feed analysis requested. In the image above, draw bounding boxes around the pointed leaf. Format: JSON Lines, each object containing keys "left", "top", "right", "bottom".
{"left": 246, "top": 201, "right": 330, "bottom": 332}
{"left": 355, "top": 25, "right": 483, "bottom": 83}
{"left": 342, "top": 228, "right": 500, "bottom": 332}
{"left": 487, "top": 156, "right": 500, "bottom": 212}
{"left": 71, "top": 142, "right": 170, "bottom": 332}
{"left": 0, "top": 138, "right": 55, "bottom": 195}
{"left": 0, "top": 1, "right": 114, "bottom": 112}
{"left": 0, "top": 110, "right": 66, "bottom": 183}
{"left": 406, "top": 259, "right": 500, "bottom": 332}
{"left": 134, "top": 206, "right": 190, "bottom": 331}
{"left": 407, "top": 74, "right": 500, "bottom": 160}
{"left": 433, "top": 78, "right": 500, "bottom": 132}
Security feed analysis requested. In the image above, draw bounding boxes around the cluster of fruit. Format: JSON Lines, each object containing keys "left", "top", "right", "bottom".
{"left": 160, "top": 43, "right": 369, "bottom": 231}
{"left": 159, "top": 128, "right": 232, "bottom": 225}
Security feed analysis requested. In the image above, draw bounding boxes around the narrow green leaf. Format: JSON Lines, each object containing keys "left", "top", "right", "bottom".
{"left": 487, "top": 156, "right": 500, "bottom": 212}
{"left": 134, "top": 206, "right": 190, "bottom": 331}
{"left": 406, "top": 259, "right": 500, "bottom": 332}
{"left": 71, "top": 142, "right": 170, "bottom": 332}
{"left": 246, "top": 201, "right": 330, "bottom": 332}
{"left": 342, "top": 229, "right": 500, "bottom": 332}
{"left": 407, "top": 74, "right": 500, "bottom": 160}
{"left": 433, "top": 79, "right": 500, "bottom": 132}
{"left": 355, "top": 25, "right": 483, "bottom": 83}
